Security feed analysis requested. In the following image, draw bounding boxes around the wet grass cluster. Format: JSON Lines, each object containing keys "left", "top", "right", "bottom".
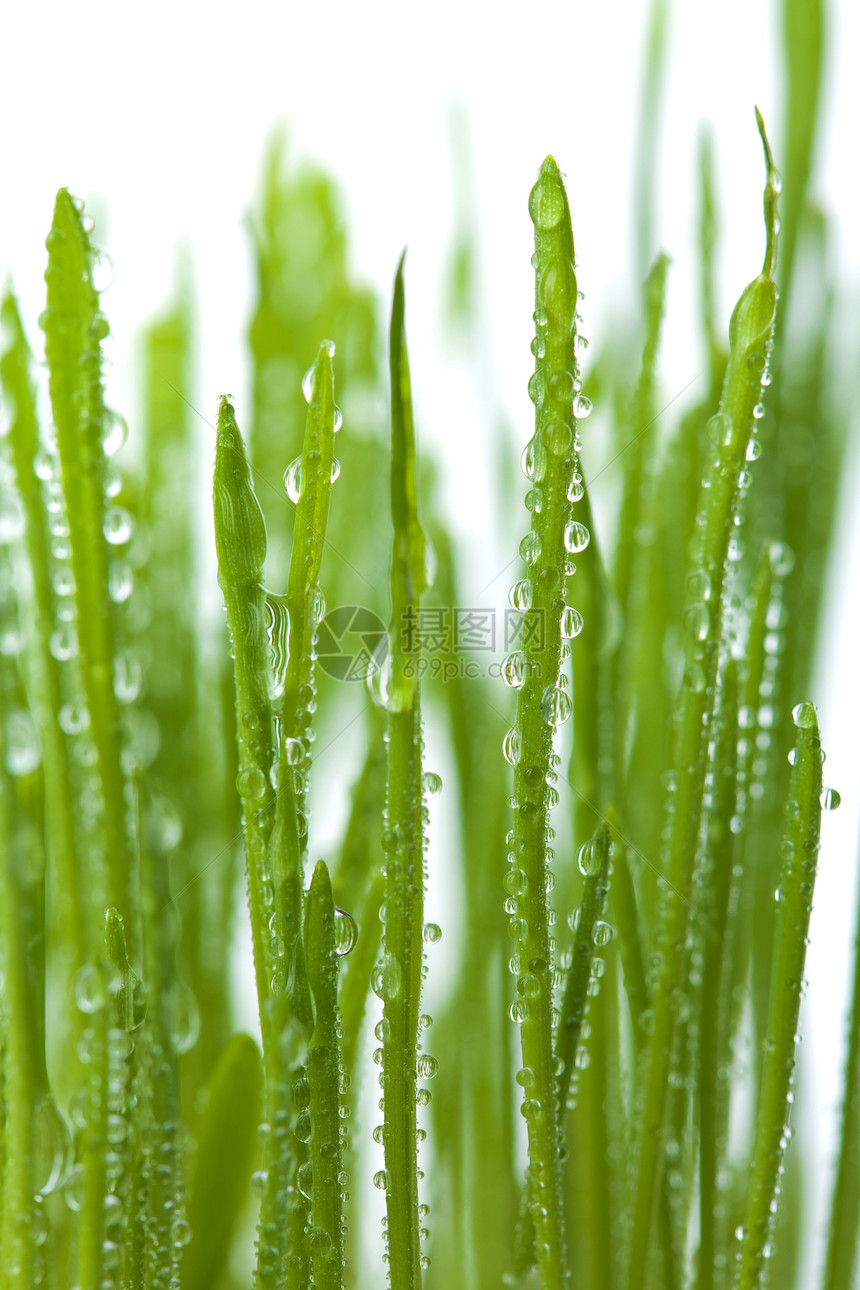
{"left": 1, "top": 1, "right": 858, "bottom": 1288}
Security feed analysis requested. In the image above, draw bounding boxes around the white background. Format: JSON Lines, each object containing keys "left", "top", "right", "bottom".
{"left": 2, "top": 0, "right": 859, "bottom": 1280}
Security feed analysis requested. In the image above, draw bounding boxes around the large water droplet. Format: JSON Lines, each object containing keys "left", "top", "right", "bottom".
{"left": 33, "top": 1098, "right": 73, "bottom": 1196}
{"left": 284, "top": 457, "right": 302, "bottom": 503}
{"left": 501, "top": 652, "right": 526, "bottom": 688}
{"left": 264, "top": 592, "right": 290, "bottom": 700}
{"left": 334, "top": 908, "right": 358, "bottom": 956}
{"left": 541, "top": 686, "right": 571, "bottom": 727}
{"left": 791, "top": 701, "right": 816, "bottom": 729}
{"left": 528, "top": 174, "right": 564, "bottom": 231}
{"left": 509, "top": 579, "right": 533, "bottom": 612}
{"left": 297, "top": 1161, "right": 314, "bottom": 1201}
{"left": 103, "top": 506, "right": 133, "bottom": 546}
{"left": 578, "top": 839, "right": 601, "bottom": 877}
{"left": 373, "top": 1170, "right": 390, "bottom": 1192}
{"left": 503, "top": 727, "right": 522, "bottom": 766}
{"left": 559, "top": 605, "right": 583, "bottom": 639}
{"left": 821, "top": 787, "right": 841, "bottom": 811}
{"left": 371, "top": 954, "right": 402, "bottom": 1001}
{"left": 564, "top": 521, "right": 590, "bottom": 553}
{"left": 417, "top": 1053, "right": 439, "bottom": 1079}
{"left": 706, "top": 413, "right": 733, "bottom": 447}
{"left": 519, "top": 532, "right": 541, "bottom": 565}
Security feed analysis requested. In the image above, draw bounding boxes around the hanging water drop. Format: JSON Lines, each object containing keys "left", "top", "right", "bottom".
{"left": 564, "top": 521, "right": 590, "bottom": 553}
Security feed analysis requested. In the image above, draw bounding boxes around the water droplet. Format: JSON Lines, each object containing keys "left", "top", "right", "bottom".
{"left": 706, "top": 413, "right": 733, "bottom": 447}
{"left": 103, "top": 506, "right": 132, "bottom": 546}
{"left": 684, "top": 603, "right": 710, "bottom": 641}
{"left": 371, "top": 954, "right": 402, "bottom": 1001}
{"left": 573, "top": 394, "right": 592, "bottom": 419}
{"left": 308, "top": 1227, "right": 333, "bottom": 1261}
{"left": 114, "top": 653, "right": 142, "bottom": 704}
{"left": 567, "top": 475, "right": 584, "bottom": 503}
{"left": 544, "top": 417, "right": 571, "bottom": 455}
{"left": 525, "top": 487, "right": 543, "bottom": 514}
{"left": 792, "top": 701, "right": 816, "bottom": 729}
{"left": 684, "top": 664, "right": 706, "bottom": 693}
{"left": 519, "top": 532, "right": 542, "bottom": 566}
{"left": 578, "top": 839, "right": 601, "bottom": 877}
{"left": 0, "top": 495, "right": 25, "bottom": 543}
{"left": 745, "top": 437, "right": 762, "bottom": 462}
{"left": 503, "top": 727, "right": 522, "bottom": 766}
{"left": 423, "top": 923, "right": 442, "bottom": 944}
{"left": 541, "top": 686, "right": 571, "bottom": 727}
{"left": 417, "top": 1053, "right": 439, "bottom": 1079}
{"left": 301, "top": 364, "right": 316, "bottom": 403}
{"left": 330, "top": 457, "right": 341, "bottom": 484}
{"left": 509, "top": 579, "right": 533, "bottom": 612}
{"left": 236, "top": 766, "right": 267, "bottom": 800}
{"left": 527, "top": 372, "right": 545, "bottom": 408}
{"left": 5, "top": 708, "right": 42, "bottom": 776}
{"left": 501, "top": 652, "right": 526, "bottom": 688}
{"left": 504, "top": 868, "right": 528, "bottom": 896}
{"left": 564, "top": 521, "right": 590, "bottom": 553}
{"left": 108, "top": 559, "right": 134, "bottom": 603}
{"left": 528, "top": 173, "right": 564, "bottom": 231}
{"left": 752, "top": 401, "right": 766, "bottom": 420}
{"left": 102, "top": 409, "right": 128, "bottom": 457}
{"left": 33, "top": 1098, "right": 72, "bottom": 1196}
{"left": 373, "top": 1170, "right": 390, "bottom": 1192}
{"left": 297, "top": 1161, "right": 314, "bottom": 1200}
{"left": 419, "top": 770, "right": 444, "bottom": 801}
{"left": 769, "top": 541, "right": 795, "bottom": 576}
{"left": 517, "top": 972, "right": 541, "bottom": 1000}
{"left": 559, "top": 605, "right": 583, "bottom": 639}
{"left": 593, "top": 920, "right": 613, "bottom": 947}
{"left": 521, "top": 436, "right": 547, "bottom": 482}
{"left": 334, "top": 908, "right": 358, "bottom": 956}
{"left": 284, "top": 457, "right": 302, "bottom": 503}
{"left": 530, "top": 334, "right": 545, "bottom": 359}
{"left": 263, "top": 592, "right": 290, "bottom": 700}
{"left": 59, "top": 703, "right": 89, "bottom": 735}
{"left": 821, "top": 787, "right": 841, "bottom": 811}
{"left": 510, "top": 999, "right": 529, "bottom": 1023}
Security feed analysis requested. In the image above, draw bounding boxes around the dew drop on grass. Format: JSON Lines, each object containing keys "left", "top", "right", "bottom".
{"left": 821, "top": 787, "right": 841, "bottom": 811}
{"left": 578, "top": 839, "right": 601, "bottom": 877}
{"left": 521, "top": 436, "right": 547, "bottom": 482}
{"left": 103, "top": 506, "right": 133, "bottom": 546}
{"left": 501, "top": 652, "right": 526, "bottom": 688}
{"left": 525, "top": 487, "right": 543, "bottom": 514}
{"left": 564, "top": 521, "right": 590, "bottom": 553}
{"left": 301, "top": 365, "right": 316, "bottom": 404}
{"left": 527, "top": 372, "right": 545, "bottom": 408}
{"left": 544, "top": 417, "right": 571, "bottom": 455}
{"left": 706, "top": 413, "right": 733, "bottom": 447}
{"left": 567, "top": 476, "right": 584, "bottom": 503}
{"left": 373, "top": 1170, "right": 390, "bottom": 1192}
{"left": 297, "top": 1161, "right": 314, "bottom": 1201}
{"left": 769, "top": 541, "right": 795, "bottom": 576}
{"left": 371, "top": 954, "right": 402, "bottom": 1001}
{"left": 423, "top": 770, "right": 443, "bottom": 796}
{"left": 684, "top": 603, "right": 710, "bottom": 641}
{"left": 308, "top": 1228, "right": 333, "bottom": 1261}
{"left": 516, "top": 1067, "right": 534, "bottom": 1088}
{"left": 423, "top": 922, "right": 442, "bottom": 944}
{"left": 572, "top": 394, "right": 592, "bottom": 419}
{"left": 5, "top": 708, "right": 42, "bottom": 776}
{"left": 59, "top": 703, "right": 89, "bottom": 736}
{"left": 593, "top": 920, "right": 613, "bottom": 947}
{"left": 284, "top": 457, "right": 302, "bottom": 503}
{"left": 417, "top": 1054, "right": 439, "bottom": 1079}
{"left": 330, "top": 457, "right": 341, "bottom": 483}
{"left": 263, "top": 592, "right": 290, "bottom": 700}
{"left": 509, "top": 579, "right": 532, "bottom": 612}
{"left": 504, "top": 868, "right": 528, "bottom": 896}
{"left": 0, "top": 494, "right": 25, "bottom": 543}
{"left": 528, "top": 174, "right": 564, "bottom": 231}
{"left": 560, "top": 605, "right": 583, "bottom": 639}
{"left": 102, "top": 409, "right": 128, "bottom": 457}
{"left": 333, "top": 907, "right": 357, "bottom": 956}
{"left": 108, "top": 560, "right": 134, "bottom": 603}
{"left": 236, "top": 766, "right": 266, "bottom": 801}
{"left": 519, "top": 532, "right": 541, "bottom": 565}
{"left": 792, "top": 702, "right": 816, "bottom": 729}
{"left": 33, "top": 1098, "right": 72, "bottom": 1196}
{"left": 541, "top": 685, "right": 571, "bottom": 727}
{"left": 746, "top": 437, "right": 762, "bottom": 462}
{"left": 74, "top": 963, "right": 106, "bottom": 1014}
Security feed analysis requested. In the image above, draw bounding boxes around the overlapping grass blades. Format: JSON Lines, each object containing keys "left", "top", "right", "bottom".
{"left": 0, "top": 2, "right": 856, "bottom": 1286}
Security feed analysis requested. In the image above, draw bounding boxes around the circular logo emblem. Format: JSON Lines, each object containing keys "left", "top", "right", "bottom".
{"left": 317, "top": 605, "right": 387, "bottom": 682}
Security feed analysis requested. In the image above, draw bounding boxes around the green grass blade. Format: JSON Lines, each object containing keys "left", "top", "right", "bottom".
{"left": 182, "top": 1034, "right": 264, "bottom": 1290}
{"left": 305, "top": 860, "right": 347, "bottom": 1290}
{"left": 626, "top": 112, "right": 780, "bottom": 1290}
{"left": 821, "top": 831, "right": 860, "bottom": 1290}
{"left": 41, "top": 189, "right": 134, "bottom": 947}
{"left": 375, "top": 254, "right": 430, "bottom": 1290}
{"left": 504, "top": 154, "right": 587, "bottom": 1290}
{"left": 734, "top": 701, "right": 824, "bottom": 1290}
